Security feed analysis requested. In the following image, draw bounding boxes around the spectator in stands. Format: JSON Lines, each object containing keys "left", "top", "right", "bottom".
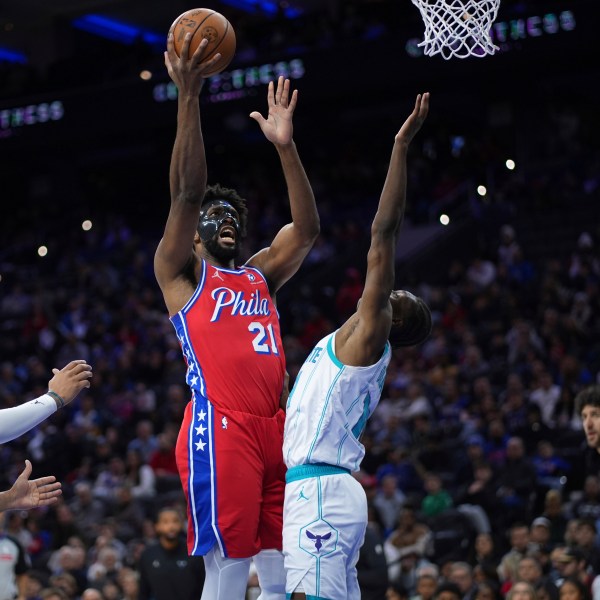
{"left": 421, "top": 473, "right": 453, "bottom": 518}
{"left": 530, "top": 372, "right": 562, "bottom": 427}
{"left": 124, "top": 449, "right": 155, "bottom": 501}
{"left": 448, "top": 562, "right": 477, "bottom": 600}
{"left": 471, "top": 533, "right": 500, "bottom": 571}
{"left": 541, "top": 490, "right": 569, "bottom": 546}
{"left": 148, "top": 431, "right": 180, "bottom": 494}
{"left": 572, "top": 519, "right": 600, "bottom": 574}
{"left": 507, "top": 581, "right": 537, "bottom": 600}
{"left": 517, "top": 556, "right": 555, "bottom": 594}
{"left": 357, "top": 503, "right": 390, "bottom": 600}
{"left": 557, "top": 577, "right": 591, "bottom": 600}
{"left": 434, "top": 582, "right": 463, "bottom": 600}
{"left": 532, "top": 441, "right": 571, "bottom": 491}
{"left": 137, "top": 508, "right": 204, "bottom": 600}
{"left": 571, "top": 476, "right": 600, "bottom": 522}
{"left": 529, "top": 517, "right": 553, "bottom": 553}
{"left": 68, "top": 482, "right": 106, "bottom": 544}
{"left": 126, "top": 421, "right": 158, "bottom": 464}
{"left": 411, "top": 565, "right": 440, "bottom": 600}
{"left": 374, "top": 474, "right": 407, "bottom": 535}
{"left": 577, "top": 386, "right": 600, "bottom": 478}
{"left": 498, "top": 523, "right": 533, "bottom": 584}
{"left": 93, "top": 458, "right": 127, "bottom": 506}
{"left": 552, "top": 548, "right": 591, "bottom": 589}
{"left": 495, "top": 437, "right": 537, "bottom": 524}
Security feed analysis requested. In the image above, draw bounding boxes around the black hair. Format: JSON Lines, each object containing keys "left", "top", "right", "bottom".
{"left": 434, "top": 582, "right": 462, "bottom": 600}
{"left": 559, "top": 577, "right": 591, "bottom": 600}
{"left": 155, "top": 506, "right": 183, "bottom": 522}
{"left": 389, "top": 295, "right": 432, "bottom": 348}
{"left": 200, "top": 183, "right": 249, "bottom": 237}
{"left": 575, "top": 385, "right": 600, "bottom": 415}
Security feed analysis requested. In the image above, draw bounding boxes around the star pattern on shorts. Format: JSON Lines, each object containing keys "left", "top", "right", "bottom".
{"left": 194, "top": 407, "right": 207, "bottom": 453}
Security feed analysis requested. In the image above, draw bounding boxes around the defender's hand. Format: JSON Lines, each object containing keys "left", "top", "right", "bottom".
{"left": 396, "top": 92, "right": 430, "bottom": 146}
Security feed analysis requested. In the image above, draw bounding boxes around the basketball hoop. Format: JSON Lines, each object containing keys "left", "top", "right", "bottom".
{"left": 411, "top": 0, "right": 500, "bottom": 59}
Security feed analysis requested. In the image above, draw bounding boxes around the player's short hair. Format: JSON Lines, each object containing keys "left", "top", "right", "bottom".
{"left": 389, "top": 296, "right": 432, "bottom": 349}
{"left": 576, "top": 385, "right": 600, "bottom": 415}
{"left": 201, "top": 183, "right": 249, "bottom": 237}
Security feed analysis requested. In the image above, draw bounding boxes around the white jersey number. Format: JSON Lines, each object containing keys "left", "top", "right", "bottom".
{"left": 248, "top": 321, "right": 279, "bottom": 355}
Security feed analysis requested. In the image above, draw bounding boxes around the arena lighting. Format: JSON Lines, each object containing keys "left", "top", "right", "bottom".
{"left": 477, "top": 185, "right": 487, "bottom": 196}
{"left": 72, "top": 15, "right": 163, "bottom": 48}
{"left": 0, "top": 47, "right": 27, "bottom": 64}
{"left": 440, "top": 214, "right": 450, "bottom": 226}
{"left": 38, "top": 246, "right": 48, "bottom": 257}
{"left": 506, "top": 159, "right": 516, "bottom": 170}
{"left": 82, "top": 220, "right": 93, "bottom": 231}
{"left": 220, "top": 0, "right": 302, "bottom": 18}
{"left": 139, "top": 70, "right": 152, "bottom": 81}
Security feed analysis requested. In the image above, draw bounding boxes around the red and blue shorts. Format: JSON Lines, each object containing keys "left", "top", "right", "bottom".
{"left": 175, "top": 391, "right": 286, "bottom": 558}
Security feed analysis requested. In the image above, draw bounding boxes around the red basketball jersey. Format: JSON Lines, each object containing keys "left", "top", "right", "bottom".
{"left": 170, "top": 260, "right": 285, "bottom": 417}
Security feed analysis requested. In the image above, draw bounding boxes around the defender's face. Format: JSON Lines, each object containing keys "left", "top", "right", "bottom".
{"left": 582, "top": 405, "right": 600, "bottom": 451}
{"left": 390, "top": 289, "right": 417, "bottom": 325}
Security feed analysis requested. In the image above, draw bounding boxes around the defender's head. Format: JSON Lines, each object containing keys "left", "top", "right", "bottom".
{"left": 196, "top": 184, "right": 249, "bottom": 262}
{"left": 388, "top": 290, "right": 432, "bottom": 349}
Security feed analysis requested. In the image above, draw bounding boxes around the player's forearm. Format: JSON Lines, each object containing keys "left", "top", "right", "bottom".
{"left": 0, "top": 395, "right": 57, "bottom": 444}
{"left": 275, "top": 142, "right": 320, "bottom": 241}
{"left": 371, "top": 140, "right": 408, "bottom": 238}
{"left": 169, "top": 96, "right": 207, "bottom": 206}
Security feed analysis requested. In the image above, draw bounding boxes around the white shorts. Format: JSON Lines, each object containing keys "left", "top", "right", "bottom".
{"left": 283, "top": 465, "right": 367, "bottom": 600}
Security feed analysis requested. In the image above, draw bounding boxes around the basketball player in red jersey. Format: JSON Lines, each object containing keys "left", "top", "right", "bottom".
{"left": 155, "top": 34, "right": 319, "bottom": 599}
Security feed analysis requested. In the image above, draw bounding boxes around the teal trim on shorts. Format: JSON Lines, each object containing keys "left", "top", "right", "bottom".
{"left": 285, "top": 464, "right": 350, "bottom": 483}
{"left": 286, "top": 595, "right": 332, "bottom": 600}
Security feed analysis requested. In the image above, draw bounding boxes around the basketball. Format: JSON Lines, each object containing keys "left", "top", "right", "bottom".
{"left": 169, "top": 8, "right": 236, "bottom": 76}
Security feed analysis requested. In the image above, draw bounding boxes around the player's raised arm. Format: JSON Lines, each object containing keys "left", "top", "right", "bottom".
{"left": 154, "top": 34, "right": 222, "bottom": 298}
{"left": 246, "top": 76, "right": 320, "bottom": 292}
{"left": 336, "top": 93, "right": 430, "bottom": 366}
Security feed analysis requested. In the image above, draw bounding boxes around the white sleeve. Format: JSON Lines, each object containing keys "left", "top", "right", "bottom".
{"left": 0, "top": 394, "right": 57, "bottom": 444}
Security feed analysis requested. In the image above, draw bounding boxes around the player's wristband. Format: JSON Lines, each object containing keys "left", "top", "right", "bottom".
{"left": 47, "top": 390, "right": 66, "bottom": 409}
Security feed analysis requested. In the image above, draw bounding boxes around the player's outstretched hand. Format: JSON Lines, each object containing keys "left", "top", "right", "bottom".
{"left": 249, "top": 76, "right": 298, "bottom": 147}
{"left": 48, "top": 360, "right": 92, "bottom": 406}
{"left": 5, "top": 460, "right": 62, "bottom": 511}
{"left": 396, "top": 92, "right": 430, "bottom": 146}
{"left": 164, "top": 32, "right": 222, "bottom": 96}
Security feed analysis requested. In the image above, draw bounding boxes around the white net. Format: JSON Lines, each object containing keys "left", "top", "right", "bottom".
{"left": 411, "top": 0, "right": 500, "bottom": 59}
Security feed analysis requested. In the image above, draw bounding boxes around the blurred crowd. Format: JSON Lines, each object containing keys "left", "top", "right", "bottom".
{"left": 1, "top": 29, "right": 600, "bottom": 600}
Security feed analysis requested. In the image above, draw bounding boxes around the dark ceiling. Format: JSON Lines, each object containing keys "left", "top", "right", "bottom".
{"left": 0, "top": 0, "right": 353, "bottom": 69}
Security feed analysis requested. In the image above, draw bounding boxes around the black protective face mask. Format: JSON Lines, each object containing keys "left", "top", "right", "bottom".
{"left": 198, "top": 200, "right": 241, "bottom": 244}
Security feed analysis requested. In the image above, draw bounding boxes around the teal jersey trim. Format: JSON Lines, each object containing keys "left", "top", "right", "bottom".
{"left": 326, "top": 334, "right": 344, "bottom": 369}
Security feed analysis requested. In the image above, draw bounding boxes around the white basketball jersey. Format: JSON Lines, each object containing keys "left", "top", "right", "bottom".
{"left": 284, "top": 330, "right": 391, "bottom": 472}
